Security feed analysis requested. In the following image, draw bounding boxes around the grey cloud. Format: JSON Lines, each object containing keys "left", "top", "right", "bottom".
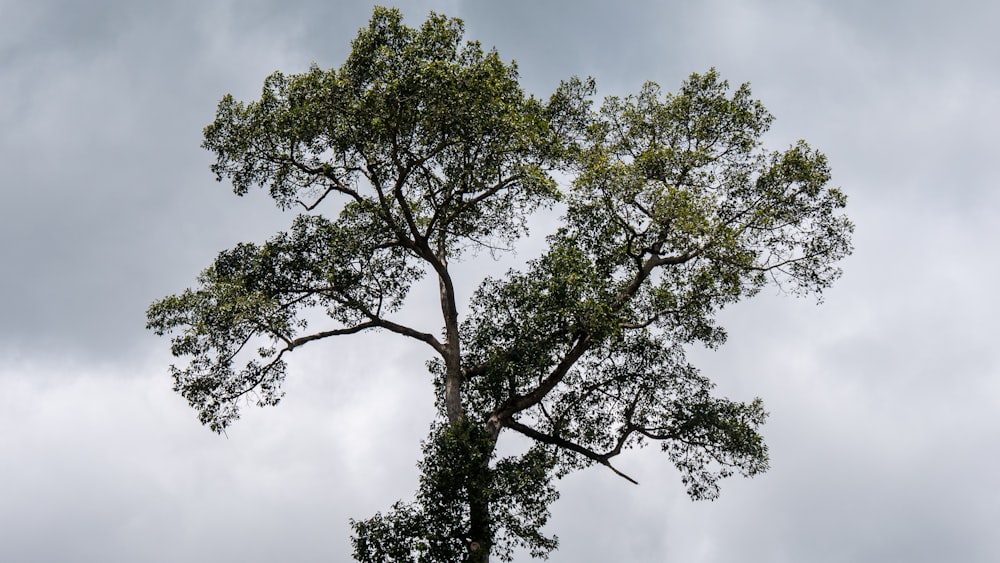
{"left": 1, "top": 0, "right": 998, "bottom": 561}
{"left": 0, "top": 0, "right": 336, "bottom": 361}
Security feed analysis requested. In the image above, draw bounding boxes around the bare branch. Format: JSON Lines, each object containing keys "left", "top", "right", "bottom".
{"left": 295, "top": 185, "right": 337, "bottom": 211}
{"left": 506, "top": 419, "right": 639, "bottom": 485}
{"left": 270, "top": 154, "right": 366, "bottom": 206}
{"left": 287, "top": 321, "right": 380, "bottom": 349}
{"left": 373, "top": 317, "right": 446, "bottom": 356}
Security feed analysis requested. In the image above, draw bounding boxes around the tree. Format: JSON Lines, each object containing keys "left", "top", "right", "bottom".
{"left": 146, "top": 7, "right": 852, "bottom": 562}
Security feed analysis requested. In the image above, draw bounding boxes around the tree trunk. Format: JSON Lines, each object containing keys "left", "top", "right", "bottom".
{"left": 465, "top": 431, "right": 494, "bottom": 563}
{"left": 436, "top": 255, "right": 492, "bottom": 561}
{"left": 436, "top": 255, "right": 465, "bottom": 425}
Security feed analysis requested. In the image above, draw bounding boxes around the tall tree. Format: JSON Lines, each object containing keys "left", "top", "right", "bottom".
{"left": 146, "top": 7, "right": 852, "bottom": 562}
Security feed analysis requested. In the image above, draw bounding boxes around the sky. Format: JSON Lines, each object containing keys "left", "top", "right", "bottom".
{"left": 1, "top": 0, "right": 998, "bottom": 561}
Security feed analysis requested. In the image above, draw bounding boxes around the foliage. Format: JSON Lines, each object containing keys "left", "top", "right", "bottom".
{"left": 351, "top": 421, "right": 559, "bottom": 562}
{"left": 147, "top": 6, "right": 852, "bottom": 562}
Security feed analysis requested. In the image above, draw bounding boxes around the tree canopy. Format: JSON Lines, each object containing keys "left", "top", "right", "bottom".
{"left": 147, "top": 7, "right": 852, "bottom": 562}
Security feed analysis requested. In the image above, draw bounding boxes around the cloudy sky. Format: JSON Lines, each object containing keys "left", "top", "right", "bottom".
{"left": 2, "top": 0, "right": 998, "bottom": 561}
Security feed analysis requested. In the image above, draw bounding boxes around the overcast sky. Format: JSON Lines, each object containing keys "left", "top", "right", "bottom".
{"left": 2, "top": 0, "right": 999, "bottom": 561}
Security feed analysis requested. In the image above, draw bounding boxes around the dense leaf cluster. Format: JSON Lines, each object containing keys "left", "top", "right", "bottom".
{"left": 352, "top": 421, "right": 559, "bottom": 562}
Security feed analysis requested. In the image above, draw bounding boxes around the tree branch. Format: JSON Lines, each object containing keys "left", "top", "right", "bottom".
{"left": 287, "top": 321, "right": 380, "bottom": 350}
{"left": 619, "top": 307, "right": 680, "bottom": 330}
{"left": 506, "top": 419, "right": 639, "bottom": 485}
{"left": 373, "top": 317, "right": 446, "bottom": 356}
{"left": 273, "top": 154, "right": 366, "bottom": 206}
{"left": 295, "top": 185, "right": 337, "bottom": 211}
{"left": 487, "top": 333, "right": 593, "bottom": 436}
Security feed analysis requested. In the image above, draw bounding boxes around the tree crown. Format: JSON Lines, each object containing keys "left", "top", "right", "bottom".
{"left": 147, "top": 7, "right": 852, "bottom": 561}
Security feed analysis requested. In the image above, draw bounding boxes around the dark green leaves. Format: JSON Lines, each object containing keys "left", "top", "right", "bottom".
{"left": 457, "top": 68, "right": 847, "bottom": 503}
{"left": 351, "top": 422, "right": 559, "bottom": 562}
{"left": 145, "top": 212, "right": 422, "bottom": 431}
{"left": 202, "top": 6, "right": 560, "bottom": 260}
